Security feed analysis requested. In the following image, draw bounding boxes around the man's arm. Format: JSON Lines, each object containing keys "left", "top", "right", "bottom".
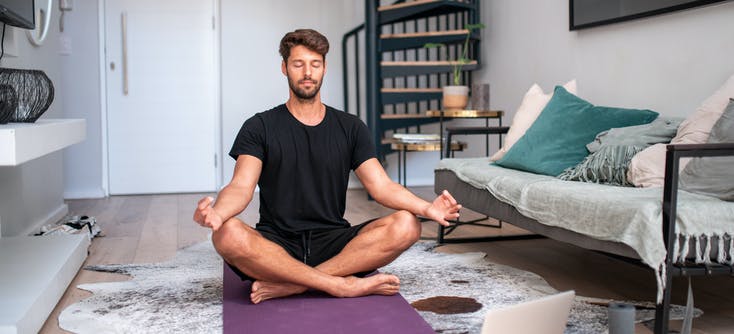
{"left": 354, "top": 158, "right": 460, "bottom": 226}
{"left": 193, "top": 154, "right": 262, "bottom": 230}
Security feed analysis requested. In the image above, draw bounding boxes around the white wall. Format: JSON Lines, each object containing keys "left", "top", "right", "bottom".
{"left": 476, "top": 0, "right": 734, "bottom": 130}
{"left": 57, "top": 1, "right": 734, "bottom": 196}
{"left": 61, "top": 1, "right": 104, "bottom": 199}
{"left": 0, "top": 6, "right": 68, "bottom": 236}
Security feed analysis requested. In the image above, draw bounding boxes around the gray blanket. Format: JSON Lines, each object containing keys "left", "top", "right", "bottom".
{"left": 437, "top": 158, "right": 734, "bottom": 301}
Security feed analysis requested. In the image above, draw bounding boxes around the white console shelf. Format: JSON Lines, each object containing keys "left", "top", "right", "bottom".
{"left": 0, "top": 119, "right": 86, "bottom": 166}
{"left": 0, "top": 119, "right": 88, "bottom": 334}
{"left": 0, "top": 235, "right": 89, "bottom": 334}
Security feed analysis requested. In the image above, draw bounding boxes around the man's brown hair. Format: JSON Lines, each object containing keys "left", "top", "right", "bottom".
{"left": 279, "top": 29, "right": 329, "bottom": 62}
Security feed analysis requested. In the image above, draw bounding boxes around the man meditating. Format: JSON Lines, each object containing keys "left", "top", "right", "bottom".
{"left": 193, "top": 29, "right": 460, "bottom": 304}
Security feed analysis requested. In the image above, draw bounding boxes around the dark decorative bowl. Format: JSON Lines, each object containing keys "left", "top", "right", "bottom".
{"left": 0, "top": 84, "right": 18, "bottom": 124}
{"left": 0, "top": 68, "right": 55, "bottom": 123}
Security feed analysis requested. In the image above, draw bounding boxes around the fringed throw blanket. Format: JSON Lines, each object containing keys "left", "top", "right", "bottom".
{"left": 438, "top": 158, "right": 734, "bottom": 302}
{"left": 558, "top": 145, "right": 643, "bottom": 186}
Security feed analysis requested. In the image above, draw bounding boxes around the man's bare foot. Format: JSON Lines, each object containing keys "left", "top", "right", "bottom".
{"left": 336, "top": 273, "right": 400, "bottom": 298}
{"left": 250, "top": 281, "right": 307, "bottom": 304}
{"left": 250, "top": 273, "right": 400, "bottom": 304}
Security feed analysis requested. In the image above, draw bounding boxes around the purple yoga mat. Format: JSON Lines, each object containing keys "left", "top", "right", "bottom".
{"left": 223, "top": 264, "right": 434, "bottom": 334}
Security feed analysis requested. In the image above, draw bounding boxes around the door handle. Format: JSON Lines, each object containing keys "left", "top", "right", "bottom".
{"left": 121, "top": 12, "right": 129, "bottom": 95}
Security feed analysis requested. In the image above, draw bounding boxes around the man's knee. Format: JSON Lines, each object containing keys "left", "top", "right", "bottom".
{"left": 389, "top": 210, "right": 421, "bottom": 247}
{"left": 212, "top": 218, "right": 254, "bottom": 261}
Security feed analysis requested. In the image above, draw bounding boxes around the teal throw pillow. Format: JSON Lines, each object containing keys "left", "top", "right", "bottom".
{"left": 495, "top": 86, "right": 659, "bottom": 176}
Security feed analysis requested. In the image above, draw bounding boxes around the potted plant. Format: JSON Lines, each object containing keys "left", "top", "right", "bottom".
{"left": 425, "top": 23, "right": 485, "bottom": 110}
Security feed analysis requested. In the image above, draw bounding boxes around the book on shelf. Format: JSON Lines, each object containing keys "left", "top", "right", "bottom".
{"left": 392, "top": 133, "right": 441, "bottom": 143}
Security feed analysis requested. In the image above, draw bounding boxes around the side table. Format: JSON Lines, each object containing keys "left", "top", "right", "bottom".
{"left": 390, "top": 140, "right": 466, "bottom": 187}
{"left": 444, "top": 126, "right": 509, "bottom": 158}
{"left": 425, "top": 109, "right": 505, "bottom": 158}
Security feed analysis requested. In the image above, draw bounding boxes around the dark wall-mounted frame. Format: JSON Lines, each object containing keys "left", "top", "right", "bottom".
{"left": 570, "top": 0, "right": 730, "bottom": 30}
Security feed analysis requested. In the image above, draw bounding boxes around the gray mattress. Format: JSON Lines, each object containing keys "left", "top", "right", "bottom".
{"left": 435, "top": 169, "right": 730, "bottom": 262}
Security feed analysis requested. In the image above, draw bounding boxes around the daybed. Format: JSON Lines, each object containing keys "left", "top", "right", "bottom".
{"left": 432, "top": 77, "right": 734, "bottom": 333}
{"left": 435, "top": 143, "right": 734, "bottom": 334}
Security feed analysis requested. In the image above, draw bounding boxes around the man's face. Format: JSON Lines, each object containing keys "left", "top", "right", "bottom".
{"left": 282, "top": 45, "right": 326, "bottom": 100}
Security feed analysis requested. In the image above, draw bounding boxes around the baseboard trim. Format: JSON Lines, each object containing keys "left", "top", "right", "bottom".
{"left": 20, "top": 204, "right": 68, "bottom": 237}
{"left": 64, "top": 188, "right": 106, "bottom": 200}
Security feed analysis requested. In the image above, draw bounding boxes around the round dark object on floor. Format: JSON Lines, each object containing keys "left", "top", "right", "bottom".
{"left": 411, "top": 296, "right": 482, "bottom": 314}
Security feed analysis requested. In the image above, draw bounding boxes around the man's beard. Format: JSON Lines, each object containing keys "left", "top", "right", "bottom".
{"left": 288, "top": 75, "right": 322, "bottom": 100}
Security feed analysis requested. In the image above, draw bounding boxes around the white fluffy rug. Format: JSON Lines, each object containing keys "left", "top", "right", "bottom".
{"left": 60, "top": 241, "right": 223, "bottom": 333}
{"left": 383, "top": 242, "right": 697, "bottom": 333}
{"left": 59, "top": 241, "right": 696, "bottom": 333}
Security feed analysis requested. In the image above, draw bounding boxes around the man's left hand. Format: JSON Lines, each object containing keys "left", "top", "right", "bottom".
{"left": 423, "top": 190, "right": 461, "bottom": 226}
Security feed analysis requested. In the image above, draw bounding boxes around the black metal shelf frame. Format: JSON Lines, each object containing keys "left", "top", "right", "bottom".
{"left": 345, "top": 0, "right": 481, "bottom": 164}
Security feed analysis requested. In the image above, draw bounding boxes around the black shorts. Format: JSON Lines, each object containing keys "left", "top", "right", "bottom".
{"left": 227, "top": 219, "right": 377, "bottom": 282}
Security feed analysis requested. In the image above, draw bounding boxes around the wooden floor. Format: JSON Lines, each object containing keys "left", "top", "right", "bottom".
{"left": 40, "top": 187, "right": 734, "bottom": 333}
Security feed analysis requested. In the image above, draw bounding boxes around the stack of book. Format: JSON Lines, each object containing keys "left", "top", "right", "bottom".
{"left": 391, "top": 133, "right": 441, "bottom": 144}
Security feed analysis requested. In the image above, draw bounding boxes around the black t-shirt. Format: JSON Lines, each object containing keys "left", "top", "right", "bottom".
{"left": 229, "top": 104, "right": 376, "bottom": 233}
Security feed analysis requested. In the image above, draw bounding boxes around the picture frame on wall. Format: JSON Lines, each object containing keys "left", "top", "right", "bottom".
{"left": 569, "top": 0, "right": 730, "bottom": 30}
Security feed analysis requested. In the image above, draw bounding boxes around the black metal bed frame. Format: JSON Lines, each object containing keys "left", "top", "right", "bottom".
{"left": 654, "top": 142, "right": 734, "bottom": 334}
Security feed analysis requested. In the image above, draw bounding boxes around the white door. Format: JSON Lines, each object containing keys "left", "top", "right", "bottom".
{"left": 105, "top": 0, "right": 217, "bottom": 195}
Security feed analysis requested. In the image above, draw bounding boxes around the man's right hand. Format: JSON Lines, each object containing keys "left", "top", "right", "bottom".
{"left": 193, "top": 196, "right": 224, "bottom": 231}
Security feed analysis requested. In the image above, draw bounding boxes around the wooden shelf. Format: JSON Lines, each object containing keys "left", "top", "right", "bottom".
{"left": 381, "top": 113, "right": 434, "bottom": 120}
{"left": 426, "top": 110, "right": 503, "bottom": 118}
{"left": 376, "top": 0, "right": 475, "bottom": 25}
{"left": 381, "top": 88, "right": 442, "bottom": 93}
{"left": 381, "top": 60, "right": 477, "bottom": 67}
{"left": 391, "top": 141, "right": 466, "bottom": 151}
{"left": 0, "top": 119, "right": 86, "bottom": 166}
{"left": 380, "top": 29, "right": 478, "bottom": 52}
{"left": 380, "top": 60, "right": 478, "bottom": 78}
{"left": 380, "top": 29, "right": 469, "bottom": 39}
{"left": 381, "top": 110, "right": 503, "bottom": 120}
{"left": 378, "top": 0, "right": 440, "bottom": 12}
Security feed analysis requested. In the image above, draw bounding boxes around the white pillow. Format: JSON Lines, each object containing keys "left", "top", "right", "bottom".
{"left": 628, "top": 73, "right": 734, "bottom": 187}
{"left": 490, "top": 80, "right": 577, "bottom": 161}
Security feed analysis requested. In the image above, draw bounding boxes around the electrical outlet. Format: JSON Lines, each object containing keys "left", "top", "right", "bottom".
{"left": 60, "top": 0, "right": 72, "bottom": 11}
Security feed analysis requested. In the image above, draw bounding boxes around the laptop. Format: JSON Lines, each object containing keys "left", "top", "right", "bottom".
{"left": 480, "top": 290, "right": 575, "bottom": 334}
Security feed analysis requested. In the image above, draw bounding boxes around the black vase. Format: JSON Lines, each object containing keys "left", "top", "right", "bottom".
{"left": 0, "top": 84, "right": 18, "bottom": 124}
{"left": 0, "top": 68, "right": 55, "bottom": 123}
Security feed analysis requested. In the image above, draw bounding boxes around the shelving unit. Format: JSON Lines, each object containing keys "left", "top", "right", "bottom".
{"left": 0, "top": 119, "right": 88, "bottom": 334}
{"left": 343, "top": 0, "right": 483, "bottom": 180}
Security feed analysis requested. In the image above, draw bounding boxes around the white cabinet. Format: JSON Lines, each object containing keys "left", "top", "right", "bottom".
{"left": 0, "top": 119, "right": 89, "bottom": 334}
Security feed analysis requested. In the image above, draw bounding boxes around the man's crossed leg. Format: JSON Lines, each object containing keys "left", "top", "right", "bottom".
{"left": 213, "top": 210, "right": 421, "bottom": 304}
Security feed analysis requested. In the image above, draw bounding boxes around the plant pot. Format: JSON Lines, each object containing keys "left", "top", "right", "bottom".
{"left": 442, "top": 85, "right": 469, "bottom": 110}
